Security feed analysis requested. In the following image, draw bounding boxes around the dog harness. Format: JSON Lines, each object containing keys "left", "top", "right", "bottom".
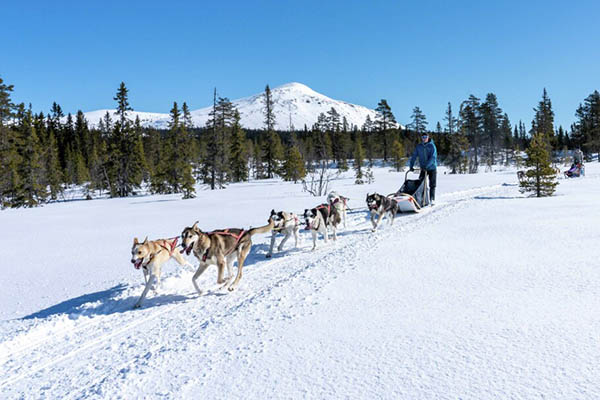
{"left": 158, "top": 237, "right": 179, "bottom": 256}
{"left": 201, "top": 229, "right": 246, "bottom": 261}
{"left": 133, "top": 237, "right": 179, "bottom": 270}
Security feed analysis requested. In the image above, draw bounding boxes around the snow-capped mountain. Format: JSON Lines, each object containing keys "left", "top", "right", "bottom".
{"left": 82, "top": 82, "right": 380, "bottom": 130}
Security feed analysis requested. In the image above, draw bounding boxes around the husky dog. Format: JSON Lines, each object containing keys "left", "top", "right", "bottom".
{"left": 180, "top": 219, "right": 274, "bottom": 295}
{"left": 327, "top": 191, "right": 349, "bottom": 229}
{"left": 266, "top": 209, "right": 300, "bottom": 258}
{"left": 366, "top": 193, "right": 398, "bottom": 232}
{"left": 130, "top": 236, "right": 193, "bottom": 309}
{"left": 303, "top": 204, "right": 341, "bottom": 250}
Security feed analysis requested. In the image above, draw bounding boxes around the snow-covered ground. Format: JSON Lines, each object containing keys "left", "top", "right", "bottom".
{"left": 1, "top": 164, "right": 599, "bottom": 399}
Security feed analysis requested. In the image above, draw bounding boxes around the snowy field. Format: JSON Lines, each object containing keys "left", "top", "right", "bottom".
{"left": 1, "top": 164, "right": 599, "bottom": 399}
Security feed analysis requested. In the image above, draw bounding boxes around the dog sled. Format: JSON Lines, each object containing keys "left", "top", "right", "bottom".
{"left": 388, "top": 169, "right": 431, "bottom": 213}
{"left": 564, "top": 162, "right": 585, "bottom": 178}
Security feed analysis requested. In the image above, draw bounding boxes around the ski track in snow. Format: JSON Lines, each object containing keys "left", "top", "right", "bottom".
{"left": 0, "top": 183, "right": 509, "bottom": 398}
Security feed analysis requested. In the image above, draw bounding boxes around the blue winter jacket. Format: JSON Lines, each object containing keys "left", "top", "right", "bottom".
{"left": 409, "top": 139, "right": 437, "bottom": 171}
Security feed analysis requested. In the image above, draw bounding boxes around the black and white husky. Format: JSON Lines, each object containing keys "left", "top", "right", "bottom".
{"left": 266, "top": 209, "right": 300, "bottom": 258}
{"left": 303, "top": 204, "right": 341, "bottom": 250}
{"left": 366, "top": 193, "right": 398, "bottom": 232}
{"left": 327, "top": 191, "right": 349, "bottom": 229}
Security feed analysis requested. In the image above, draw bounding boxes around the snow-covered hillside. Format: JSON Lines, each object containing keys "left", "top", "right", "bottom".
{"left": 82, "top": 82, "right": 380, "bottom": 130}
{"left": 1, "top": 166, "right": 599, "bottom": 399}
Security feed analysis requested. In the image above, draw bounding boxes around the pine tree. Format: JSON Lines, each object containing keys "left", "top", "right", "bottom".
{"left": 520, "top": 133, "right": 558, "bottom": 197}
{"left": 444, "top": 102, "right": 457, "bottom": 135}
{"left": 409, "top": 106, "right": 428, "bottom": 136}
{"left": 375, "top": 99, "right": 397, "bottom": 161}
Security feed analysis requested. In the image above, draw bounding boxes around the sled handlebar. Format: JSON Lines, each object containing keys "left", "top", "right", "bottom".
{"left": 405, "top": 168, "right": 421, "bottom": 180}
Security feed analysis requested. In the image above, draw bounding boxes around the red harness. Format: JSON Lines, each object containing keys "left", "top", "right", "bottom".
{"left": 158, "top": 237, "right": 178, "bottom": 256}
{"left": 202, "top": 229, "right": 245, "bottom": 261}
{"left": 133, "top": 237, "right": 178, "bottom": 270}
{"left": 316, "top": 203, "right": 331, "bottom": 214}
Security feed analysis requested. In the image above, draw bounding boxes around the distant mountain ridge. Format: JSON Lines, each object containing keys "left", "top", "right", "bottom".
{"left": 82, "top": 82, "right": 382, "bottom": 130}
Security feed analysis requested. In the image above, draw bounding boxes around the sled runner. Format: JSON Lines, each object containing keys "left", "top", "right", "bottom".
{"left": 388, "top": 169, "right": 431, "bottom": 213}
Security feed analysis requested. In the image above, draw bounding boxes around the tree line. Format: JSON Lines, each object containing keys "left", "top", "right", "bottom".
{"left": 1, "top": 75, "right": 598, "bottom": 208}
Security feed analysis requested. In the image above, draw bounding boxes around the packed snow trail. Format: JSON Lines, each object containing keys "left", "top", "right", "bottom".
{"left": 0, "top": 183, "right": 508, "bottom": 398}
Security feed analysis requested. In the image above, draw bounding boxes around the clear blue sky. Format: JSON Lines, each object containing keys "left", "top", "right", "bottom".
{"left": 3, "top": 0, "right": 599, "bottom": 129}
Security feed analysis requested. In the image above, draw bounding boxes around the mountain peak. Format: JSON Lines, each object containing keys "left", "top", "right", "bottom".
{"left": 82, "top": 83, "right": 380, "bottom": 130}
{"left": 272, "top": 82, "right": 318, "bottom": 96}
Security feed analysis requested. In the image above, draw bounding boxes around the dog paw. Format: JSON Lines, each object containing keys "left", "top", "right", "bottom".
{"left": 227, "top": 286, "right": 235, "bottom": 292}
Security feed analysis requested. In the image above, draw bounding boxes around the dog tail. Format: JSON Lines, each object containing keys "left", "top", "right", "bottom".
{"left": 248, "top": 218, "right": 274, "bottom": 237}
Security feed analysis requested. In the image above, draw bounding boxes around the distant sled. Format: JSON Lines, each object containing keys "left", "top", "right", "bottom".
{"left": 388, "top": 169, "right": 431, "bottom": 213}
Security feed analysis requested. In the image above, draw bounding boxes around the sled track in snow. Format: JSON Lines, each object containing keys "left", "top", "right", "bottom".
{"left": 0, "top": 183, "right": 509, "bottom": 398}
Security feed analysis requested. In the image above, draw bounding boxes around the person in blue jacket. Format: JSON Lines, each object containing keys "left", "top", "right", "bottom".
{"left": 409, "top": 133, "right": 437, "bottom": 205}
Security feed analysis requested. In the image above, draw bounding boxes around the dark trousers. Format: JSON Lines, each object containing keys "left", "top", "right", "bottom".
{"left": 419, "top": 169, "right": 437, "bottom": 201}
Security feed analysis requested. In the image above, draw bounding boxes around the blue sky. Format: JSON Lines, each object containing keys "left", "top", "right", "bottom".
{"left": 3, "top": 0, "right": 599, "bottom": 129}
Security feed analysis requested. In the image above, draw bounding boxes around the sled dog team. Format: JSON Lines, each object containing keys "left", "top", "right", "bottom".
{"left": 131, "top": 190, "right": 395, "bottom": 308}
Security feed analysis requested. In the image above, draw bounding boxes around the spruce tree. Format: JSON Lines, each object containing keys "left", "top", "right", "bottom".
{"left": 45, "top": 130, "right": 63, "bottom": 199}
{"left": 532, "top": 88, "right": 555, "bottom": 150}
{"left": 391, "top": 139, "right": 405, "bottom": 172}
{"left": 229, "top": 110, "right": 249, "bottom": 182}
{"left": 262, "top": 84, "right": 283, "bottom": 177}
{"left": 106, "top": 82, "right": 144, "bottom": 197}
{"left": 202, "top": 90, "right": 234, "bottom": 189}
{"left": 0, "top": 77, "right": 16, "bottom": 206}
{"left": 283, "top": 145, "right": 306, "bottom": 183}
{"left": 460, "top": 95, "right": 482, "bottom": 172}
{"left": 501, "top": 114, "right": 513, "bottom": 165}
{"left": 481, "top": 93, "right": 503, "bottom": 167}
{"left": 520, "top": 133, "right": 558, "bottom": 197}
{"left": 573, "top": 90, "right": 600, "bottom": 158}
{"left": 353, "top": 136, "right": 365, "bottom": 184}
{"left": 18, "top": 108, "right": 47, "bottom": 207}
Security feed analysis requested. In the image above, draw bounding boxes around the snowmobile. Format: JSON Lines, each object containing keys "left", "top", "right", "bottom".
{"left": 564, "top": 162, "right": 585, "bottom": 178}
{"left": 388, "top": 169, "right": 431, "bottom": 213}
